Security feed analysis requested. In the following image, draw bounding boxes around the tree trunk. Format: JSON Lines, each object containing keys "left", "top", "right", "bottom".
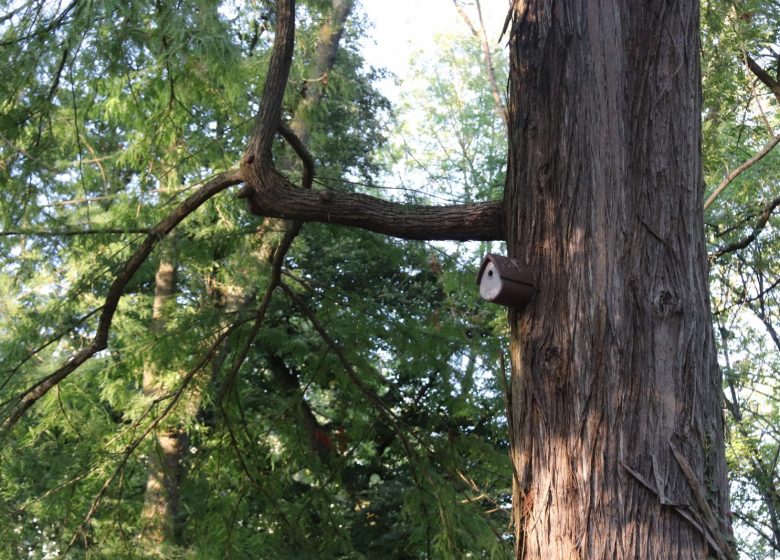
{"left": 289, "top": 0, "right": 354, "bottom": 144}
{"left": 503, "top": 2, "right": 732, "bottom": 558}
{"left": 140, "top": 238, "right": 188, "bottom": 546}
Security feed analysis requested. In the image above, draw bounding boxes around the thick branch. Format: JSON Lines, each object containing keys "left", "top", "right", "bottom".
{"left": 704, "top": 134, "right": 780, "bottom": 210}
{"left": 1, "top": 170, "right": 242, "bottom": 435}
{"left": 241, "top": 169, "right": 503, "bottom": 241}
{"left": 746, "top": 54, "right": 780, "bottom": 104}
{"left": 238, "top": 0, "right": 502, "bottom": 242}
{"left": 244, "top": 0, "right": 296, "bottom": 167}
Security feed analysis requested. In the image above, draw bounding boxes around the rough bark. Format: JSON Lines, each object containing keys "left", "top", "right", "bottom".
{"left": 503, "top": 2, "right": 732, "bottom": 558}
{"left": 241, "top": 175, "right": 503, "bottom": 241}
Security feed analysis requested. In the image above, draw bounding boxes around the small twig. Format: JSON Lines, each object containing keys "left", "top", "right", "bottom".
{"left": 732, "top": 510, "right": 780, "bottom": 551}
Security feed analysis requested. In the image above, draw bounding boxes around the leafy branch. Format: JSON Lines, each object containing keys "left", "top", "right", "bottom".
{"left": 0, "top": 170, "right": 242, "bottom": 436}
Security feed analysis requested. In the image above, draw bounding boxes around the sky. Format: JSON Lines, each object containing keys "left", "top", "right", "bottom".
{"left": 358, "top": 0, "right": 508, "bottom": 102}
{"left": 352, "top": 0, "right": 510, "bottom": 262}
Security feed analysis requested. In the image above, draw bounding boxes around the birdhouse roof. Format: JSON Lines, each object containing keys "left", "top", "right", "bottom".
{"left": 476, "top": 253, "right": 533, "bottom": 286}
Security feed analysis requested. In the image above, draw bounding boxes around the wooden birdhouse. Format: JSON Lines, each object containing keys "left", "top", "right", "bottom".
{"left": 476, "top": 253, "right": 535, "bottom": 310}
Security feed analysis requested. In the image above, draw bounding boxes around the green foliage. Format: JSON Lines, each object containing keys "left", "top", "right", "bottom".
{"left": 702, "top": 1, "right": 780, "bottom": 557}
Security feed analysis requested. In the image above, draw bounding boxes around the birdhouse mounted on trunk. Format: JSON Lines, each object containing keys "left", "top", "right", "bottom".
{"left": 476, "top": 253, "right": 535, "bottom": 310}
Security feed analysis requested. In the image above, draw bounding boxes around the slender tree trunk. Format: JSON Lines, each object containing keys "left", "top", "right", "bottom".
{"left": 140, "top": 237, "right": 188, "bottom": 546}
{"left": 289, "top": 0, "right": 354, "bottom": 144}
{"left": 503, "top": 2, "right": 732, "bottom": 558}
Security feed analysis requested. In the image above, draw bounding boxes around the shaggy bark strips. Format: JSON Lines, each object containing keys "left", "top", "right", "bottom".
{"left": 504, "top": 2, "right": 732, "bottom": 558}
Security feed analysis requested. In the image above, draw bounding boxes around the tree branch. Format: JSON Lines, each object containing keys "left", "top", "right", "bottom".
{"left": 241, "top": 168, "right": 503, "bottom": 240}
{"left": 0, "top": 169, "right": 242, "bottom": 436}
{"left": 63, "top": 323, "right": 233, "bottom": 555}
{"left": 452, "top": 0, "right": 508, "bottom": 126}
{"left": 732, "top": 511, "right": 780, "bottom": 553}
{"left": 704, "top": 54, "right": 780, "bottom": 210}
{"left": 703, "top": 134, "right": 780, "bottom": 210}
{"left": 243, "top": 0, "right": 296, "bottom": 168}
{"left": 277, "top": 121, "right": 314, "bottom": 191}
{"left": 0, "top": 228, "right": 152, "bottom": 237}
{"left": 711, "top": 195, "right": 780, "bottom": 258}
{"left": 215, "top": 220, "right": 298, "bottom": 405}
{"left": 237, "top": 0, "right": 504, "bottom": 242}
{"left": 279, "top": 281, "right": 416, "bottom": 460}
{"left": 746, "top": 54, "right": 780, "bottom": 104}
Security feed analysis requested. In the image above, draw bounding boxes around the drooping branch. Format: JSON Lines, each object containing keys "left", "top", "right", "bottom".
{"left": 279, "top": 281, "right": 416, "bottom": 461}
{"left": 63, "top": 322, "right": 237, "bottom": 556}
{"left": 215, "top": 221, "right": 299, "bottom": 405}
{"left": 0, "top": 228, "right": 152, "bottom": 237}
{"left": 0, "top": 169, "right": 242, "bottom": 436}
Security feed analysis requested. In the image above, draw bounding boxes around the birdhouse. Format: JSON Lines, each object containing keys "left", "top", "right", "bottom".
{"left": 476, "top": 253, "right": 535, "bottom": 310}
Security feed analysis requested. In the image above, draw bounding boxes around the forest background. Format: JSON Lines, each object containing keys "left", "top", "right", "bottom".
{"left": 0, "top": 0, "right": 779, "bottom": 558}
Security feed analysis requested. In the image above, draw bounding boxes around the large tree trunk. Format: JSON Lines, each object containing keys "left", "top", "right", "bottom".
{"left": 503, "top": 2, "right": 732, "bottom": 558}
